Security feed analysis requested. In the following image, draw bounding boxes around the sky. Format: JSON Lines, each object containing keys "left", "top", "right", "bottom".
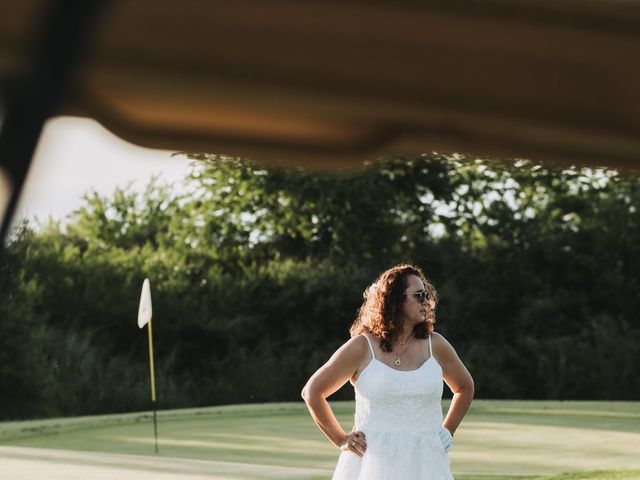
{"left": 13, "top": 117, "right": 192, "bottom": 227}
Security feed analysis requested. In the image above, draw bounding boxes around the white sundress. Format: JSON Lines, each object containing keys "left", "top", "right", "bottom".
{"left": 332, "top": 334, "right": 453, "bottom": 480}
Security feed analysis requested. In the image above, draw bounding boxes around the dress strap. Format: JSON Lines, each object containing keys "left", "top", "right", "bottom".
{"left": 362, "top": 334, "right": 376, "bottom": 360}
{"left": 428, "top": 334, "right": 433, "bottom": 358}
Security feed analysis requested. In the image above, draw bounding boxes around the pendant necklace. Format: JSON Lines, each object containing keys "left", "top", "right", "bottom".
{"left": 393, "top": 334, "right": 414, "bottom": 366}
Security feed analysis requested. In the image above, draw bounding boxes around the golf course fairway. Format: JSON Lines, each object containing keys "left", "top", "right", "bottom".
{"left": 1, "top": 400, "right": 639, "bottom": 479}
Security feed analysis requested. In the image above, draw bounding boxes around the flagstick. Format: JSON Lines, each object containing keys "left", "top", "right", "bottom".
{"left": 138, "top": 278, "right": 158, "bottom": 454}
{"left": 147, "top": 318, "right": 159, "bottom": 454}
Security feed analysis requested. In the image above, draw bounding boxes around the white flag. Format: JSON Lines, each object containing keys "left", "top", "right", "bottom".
{"left": 138, "top": 278, "right": 153, "bottom": 328}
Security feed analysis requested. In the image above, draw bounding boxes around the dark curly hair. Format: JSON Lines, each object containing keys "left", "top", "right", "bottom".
{"left": 349, "top": 264, "right": 438, "bottom": 353}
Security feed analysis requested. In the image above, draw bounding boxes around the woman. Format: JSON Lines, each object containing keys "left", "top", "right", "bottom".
{"left": 302, "top": 264, "right": 474, "bottom": 479}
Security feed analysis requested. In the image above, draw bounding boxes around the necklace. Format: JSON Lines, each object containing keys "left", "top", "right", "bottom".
{"left": 395, "top": 333, "right": 413, "bottom": 346}
{"left": 393, "top": 334, "right": 414, "bottom": 366}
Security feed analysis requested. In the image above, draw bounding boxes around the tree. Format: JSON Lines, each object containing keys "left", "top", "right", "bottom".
{"left": 2, "top": 153, "right": 639, "bottom": 419}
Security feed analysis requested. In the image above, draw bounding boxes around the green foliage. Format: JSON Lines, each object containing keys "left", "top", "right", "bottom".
{"left": 2, "top": 153, "right": 640, "bottom": 419}
{"left": 0, "top": 223, "right": 52, "bottom": 417}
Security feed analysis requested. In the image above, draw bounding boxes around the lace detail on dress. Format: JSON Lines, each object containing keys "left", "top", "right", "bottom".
{"left": 332, "top": 335, "right": 453, "bottom": 480}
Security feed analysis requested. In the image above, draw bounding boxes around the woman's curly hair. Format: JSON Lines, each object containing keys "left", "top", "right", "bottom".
{"left": 349, "top": 264, "right": 438, "bottom": 353}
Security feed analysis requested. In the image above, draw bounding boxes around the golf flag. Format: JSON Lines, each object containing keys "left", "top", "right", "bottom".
{"left": 137, "top": 278, "right": 159, "bottom": 453}
{"left": 138, "top": 278, "right": 152, "bottom": 328}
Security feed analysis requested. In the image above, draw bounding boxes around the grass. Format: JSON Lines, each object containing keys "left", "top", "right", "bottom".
{"left": 1, "top": 400, "right": 639, "bottom": 479}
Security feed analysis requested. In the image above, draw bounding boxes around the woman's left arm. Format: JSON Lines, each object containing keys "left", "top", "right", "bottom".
{"left": 432, "top": 332, "right": 474, "bottom": 435}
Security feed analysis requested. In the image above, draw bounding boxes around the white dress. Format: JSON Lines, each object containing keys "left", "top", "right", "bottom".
{"left": 332, "top": 334, "right": 453, "bottom": 480}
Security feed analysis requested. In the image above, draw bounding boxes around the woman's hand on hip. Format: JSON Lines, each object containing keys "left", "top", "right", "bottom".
{"left": 439, "top": 427, "right": 453, "bottom": 452}
{"left": 340, "top": 430, "right": 367, "bottom": 457}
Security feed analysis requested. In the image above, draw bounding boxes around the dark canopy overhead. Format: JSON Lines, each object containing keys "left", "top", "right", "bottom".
{"left": 2, "top": 0, "right": 640, "bottom": 170}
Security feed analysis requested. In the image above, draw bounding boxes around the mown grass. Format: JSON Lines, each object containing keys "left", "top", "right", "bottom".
{"left": 1, "top": 400, "right": 639, "bottom": 479}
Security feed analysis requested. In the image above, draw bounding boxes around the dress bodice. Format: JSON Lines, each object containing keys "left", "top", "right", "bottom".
{"left": 332, "top": 334, "right": 453, "bottom": 480}
{"left": 353, "top": 354, "right": 445, "bottom": 434}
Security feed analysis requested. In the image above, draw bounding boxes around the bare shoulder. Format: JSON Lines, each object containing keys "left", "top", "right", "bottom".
{"left": 339, "top": 334, "right": 370, "bottom": 358}
{"left": 331, "top": 334, "right": 370, "bottom": 362}
{"left": 430, "top": 332, "right": 457, "bottom": 360}
{"left": 303, "top": 334, "right": 373, "bottom": 399}
{"left": 431, "top": 331, "right": 451, "bottom": 345}
{"left": 431, "top": 332, "right": 473, "bottom": 392}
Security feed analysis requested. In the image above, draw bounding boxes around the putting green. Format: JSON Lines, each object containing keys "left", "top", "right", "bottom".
{"left": 1, "top": 401, "right": 639, "bottom": 479}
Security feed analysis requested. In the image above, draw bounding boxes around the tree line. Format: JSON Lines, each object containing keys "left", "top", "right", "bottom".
{"left": 2, "top": 153, "right": 639, "bottom": 420}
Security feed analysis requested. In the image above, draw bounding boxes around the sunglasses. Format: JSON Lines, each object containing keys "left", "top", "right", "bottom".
{"left": 402, "top": 290, "right": 429, "bottom": 303}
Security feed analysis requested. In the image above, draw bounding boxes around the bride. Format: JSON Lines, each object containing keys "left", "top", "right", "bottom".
{"left": 302, "top": 264, "right": 474, "bottom": 479}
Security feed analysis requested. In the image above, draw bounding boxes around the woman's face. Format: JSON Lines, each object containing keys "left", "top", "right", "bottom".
{"left": 402, "top": 274, "right": 428, "bottom": 326}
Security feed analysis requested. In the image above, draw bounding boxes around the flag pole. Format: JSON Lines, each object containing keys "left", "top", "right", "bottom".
{"left": 138, "top": 278, "right": 158, "bottom": 454}
{"left": 147, "top": 318, "right": 158, "bottom": 454}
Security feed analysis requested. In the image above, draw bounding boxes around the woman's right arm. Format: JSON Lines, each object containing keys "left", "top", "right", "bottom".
{"left": 301, "top": 335, "right": 369, "bottom": 456}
